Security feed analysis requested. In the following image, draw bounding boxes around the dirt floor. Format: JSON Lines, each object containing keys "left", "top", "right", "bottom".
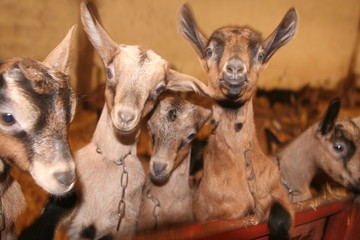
{"left": 12, "top": 85, "right": 360, "bottom": 239}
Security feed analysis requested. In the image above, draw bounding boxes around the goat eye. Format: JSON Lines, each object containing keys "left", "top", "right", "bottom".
{"left": 106, "top": 68, "right": 113, "bottom": 79}
{"left": 1, "top": 113, "right": 15, "bottom": 125}
{"left": 333, "top": 143, "right": 344, "bottom": 152}
{"left": 187, "top": 133, "right": 196, "bottom": 140}
{"left": 257, "top": 52, "right": 264, "bottom": 62}
{"left": 155, "top": 85, "right": 165, "bottom": 95}
{"left": 205, "top": 48, "right": 213, "bottom": 58}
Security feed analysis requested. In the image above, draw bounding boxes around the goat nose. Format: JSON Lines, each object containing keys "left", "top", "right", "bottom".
{"left": 225, "top": 58, "right": 245, "bottom": 75}
{"left": 153, "top": 162, "right": 167, "bottom": 176}
{"left": 119, "top": 111, "right": 135, "bottom": 124}
{"left": 54, "top": 171, "right": 75, "bottom": 187}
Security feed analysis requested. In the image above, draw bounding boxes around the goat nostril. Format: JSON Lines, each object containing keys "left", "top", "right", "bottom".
{"left": 54, "top": 171, "right": 75, "bottom": 187}
{"left": 119, "top": 111, "right": 135, "bottom": 124}
{"left": 153, "top": 162, "right": 167, "bottom": 176}
{"left": 225, "top": 58, "right": 245, "bottom": 75}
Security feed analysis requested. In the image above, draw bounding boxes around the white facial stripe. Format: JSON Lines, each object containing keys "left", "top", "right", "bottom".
{"left": 1, "top": 71, "right": 38, "bottom": 132}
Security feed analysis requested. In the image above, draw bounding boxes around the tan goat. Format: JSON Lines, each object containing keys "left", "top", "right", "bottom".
{"left": 273, "top": 98, "right": 360, "bottom": 202}
{"left": 137, "top": 96, "right": 211, "bottom": 232}
{"left": 65, "top": 3, "right": 208, "bottom": 239}
{"left": 0, "top": 26, "right": 76, "bottom": 239}
{"left": 176, "top": 5, "right": 298, "bottom": 239}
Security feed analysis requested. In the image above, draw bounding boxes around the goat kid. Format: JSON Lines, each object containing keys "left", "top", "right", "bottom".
{"left": 65, "top": 3, "right": 209, "bottom": 239}
{"left": 0, "top": 26, "right": 77, "bottom": 239}
{"left": 137, "top": 96, "right": 211, "bottom": 232}
{"left": 177, "top": 5, "right": 297, "bottom": 239}
{"left": 273, "top": 98, "right": 360, "bottom": 202}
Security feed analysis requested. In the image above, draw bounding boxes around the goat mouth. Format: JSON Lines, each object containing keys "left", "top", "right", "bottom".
{"left": 150, "top": 172, "right": 170, "bottom": 184}
{"left": 113, "top": 124, "right": 138, "bottom": 136}
{"left": 219, "top": 79, "right": 247, "bottom": 99}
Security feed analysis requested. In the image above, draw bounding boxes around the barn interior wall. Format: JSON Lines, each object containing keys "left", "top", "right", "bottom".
{"left": 0, "top": 0, "right": 359, "bottom": 94}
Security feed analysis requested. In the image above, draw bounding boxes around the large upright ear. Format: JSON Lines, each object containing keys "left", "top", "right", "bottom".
{"left": 80, "top": 2, "right": 118, "bottom": 66}
{"left": 166, "top": 69, "right": 213, "bottom": 97}
{"left": 262, "top": 8, "right": 298, "bottom": 63}
{"left": 319, "top": 98, "right": 341, "bottom": 135}
{"left": 43, "top": 25, "right": 76, "bottom": 74}
{"left": 178, "top": 4, "right": 208, "bottom": 59}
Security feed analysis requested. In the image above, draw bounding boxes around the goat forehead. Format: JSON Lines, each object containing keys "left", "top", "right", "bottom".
{"left": 209, "top": 27, "right": 263, "bottom": 63}
{"left": 0, "top": 58, "right": 72, "bottom": 132}
{"left": 211, "top": 27, "right": 262, "bottom": 48}
{"left": 114, "top": 46, "right": 167, "bottom": 90}
{"left": 150, "top": 100, "right": 196, "bottom": 132}
{"left": 337, "top": 120, "right": 360, "bottom": 142}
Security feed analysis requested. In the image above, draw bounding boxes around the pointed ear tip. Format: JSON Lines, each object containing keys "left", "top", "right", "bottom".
{"left": 330, "top": 98, "right": 341, "bottom": 107}
{"left": 287, "top": 8, "right": 298, "bottom": 20}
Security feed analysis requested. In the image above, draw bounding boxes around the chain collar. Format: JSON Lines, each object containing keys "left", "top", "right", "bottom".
{"left": 96, "top": 145, "right": 131, "bottom": 232}
{"left": 243, "top": 142, "right": 259, "bottom": 225}
{"left": 275, "top": 156, "right": 301, "bottom": 201}
{"left": 146, "top": 190, "right": 161, "bottom": 230}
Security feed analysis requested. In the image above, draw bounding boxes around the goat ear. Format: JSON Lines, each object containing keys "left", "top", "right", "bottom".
{"left": 166, "top": 69, "right": 213, "bottom": 97}
{"left": 195, "top": 106, "right": 212, "bottom": 127}
{"left": 178, "top": 4, "right": 208, "bottom": 59}
{"left": 319, "top": 98, "right": 341, "bottom": 135}
{"left": 80, "top": 2, "right": 118, "bottom": 66}
{"left": 43, "top": 25, "right": 76, "bottom": 74}
{"left": 262, "top": 8, "right": 298, "bottom": 63}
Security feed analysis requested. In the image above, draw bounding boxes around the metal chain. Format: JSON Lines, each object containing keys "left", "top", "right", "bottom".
{"left": 96, "top": 145, "right": 130, "bottom": 232}
{"left": 275, "top": 156, "right": 301, "bottom": 201}
{"left": 0, "top": 198, "right": 5, "bottom": 240}
{"left": 146, "top": 190, "right": 161, "bottom": 230}
{"left": 115, "top": 158, "right": 128, "bottom": 231}
{"left": 243, "top": 143, "right": 259, "bottom": 225}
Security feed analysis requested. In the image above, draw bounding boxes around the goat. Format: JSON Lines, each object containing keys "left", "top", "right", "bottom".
{"left": 65, "top": 3, "right": 209, "bottom": 239}
{"left": 272, "top": 98, "right": 360, "bottom": 202}
{"left": 137, "top": 96, "right": 211, "bottom": 232}
{"left": 177, "top": 5, "right": 298, "bottom": 239}
{"left": 0, "top": 26, "right": 77, "bottom": 239}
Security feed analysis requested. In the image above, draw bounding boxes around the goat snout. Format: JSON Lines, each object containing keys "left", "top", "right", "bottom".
{"left": 153, "top": 162, "right": 167, "bottom": 175}
{"left": 151, "top": 162, "right": 169, "bottom": 182}
{"left": 119, "top": 111, "right": 135, "bottom": 124}
{"left": 223, "top": 57, "right": 246, "bottom": 79}
{"left": 54, "top": 170, "right": 75, "bottom": 187}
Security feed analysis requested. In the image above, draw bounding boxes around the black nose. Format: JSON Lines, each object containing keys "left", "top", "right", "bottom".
{"left": 152, "top": 162, "right": 167, "bottom": 176}
{"left": 54, "top": 171, "right": 75, "bottom": 187}
{"left": 225, "top": 57, "right": 245, "bottom": 76}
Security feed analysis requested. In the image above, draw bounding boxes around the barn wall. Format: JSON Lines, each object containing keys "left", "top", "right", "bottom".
{"left": 0, "top": 0, "right": 359, "bottom": 92}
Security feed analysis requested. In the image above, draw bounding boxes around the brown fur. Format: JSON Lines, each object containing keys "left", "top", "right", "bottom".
{"left": 65, "top": 3, "right": 211, "bottom": 239}
{"left": 177, "top": 5, "right": 297, "bottom": 224}
{"left": 0, "top": 26, "right": 76, "bottom": 238}
{"left": 275, "top": 100, "right": 360, "bottom": 202}
{"left": 137, "top": 96, "right": 211, "bottom": 232}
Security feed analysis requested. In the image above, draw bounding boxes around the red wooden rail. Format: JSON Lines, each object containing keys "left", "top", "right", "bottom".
{"left": 132, "top": 196, "right": 360, "bottom": 240}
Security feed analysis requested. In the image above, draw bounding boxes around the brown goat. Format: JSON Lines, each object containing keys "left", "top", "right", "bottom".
{"left": 137, "top": 96, "right": 211, "bottom": 232}
{"left": 0, "top": 26, "right": 76, "bottom": 238}
{"left": 177, "top": 5, "right": 298, "bottom": 239}
{"left": 273, "top": 98, "right": 360, "bottom": 202}
{"left": 65, "top": 3, "right": 209, "bottom": 239}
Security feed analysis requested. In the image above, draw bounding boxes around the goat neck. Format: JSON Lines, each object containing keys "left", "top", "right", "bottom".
{"left": 93, "top": 105, "right": 138, "bottom": 162}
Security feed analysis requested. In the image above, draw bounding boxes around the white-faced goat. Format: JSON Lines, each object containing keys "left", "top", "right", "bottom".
{"left": 0, "top": 26, "right": 77, "bottom": 239}
{"left": 177, "top": 5, "right": 298, "bottom": 239}
{"left": 272, "top": 98, "right": 360, "bottom": 202}
{"left": 137, "top": 96, "right": 211, "bottom": 232}
{"left": 65, "top": 3, "right": 208, "bottom": 239}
